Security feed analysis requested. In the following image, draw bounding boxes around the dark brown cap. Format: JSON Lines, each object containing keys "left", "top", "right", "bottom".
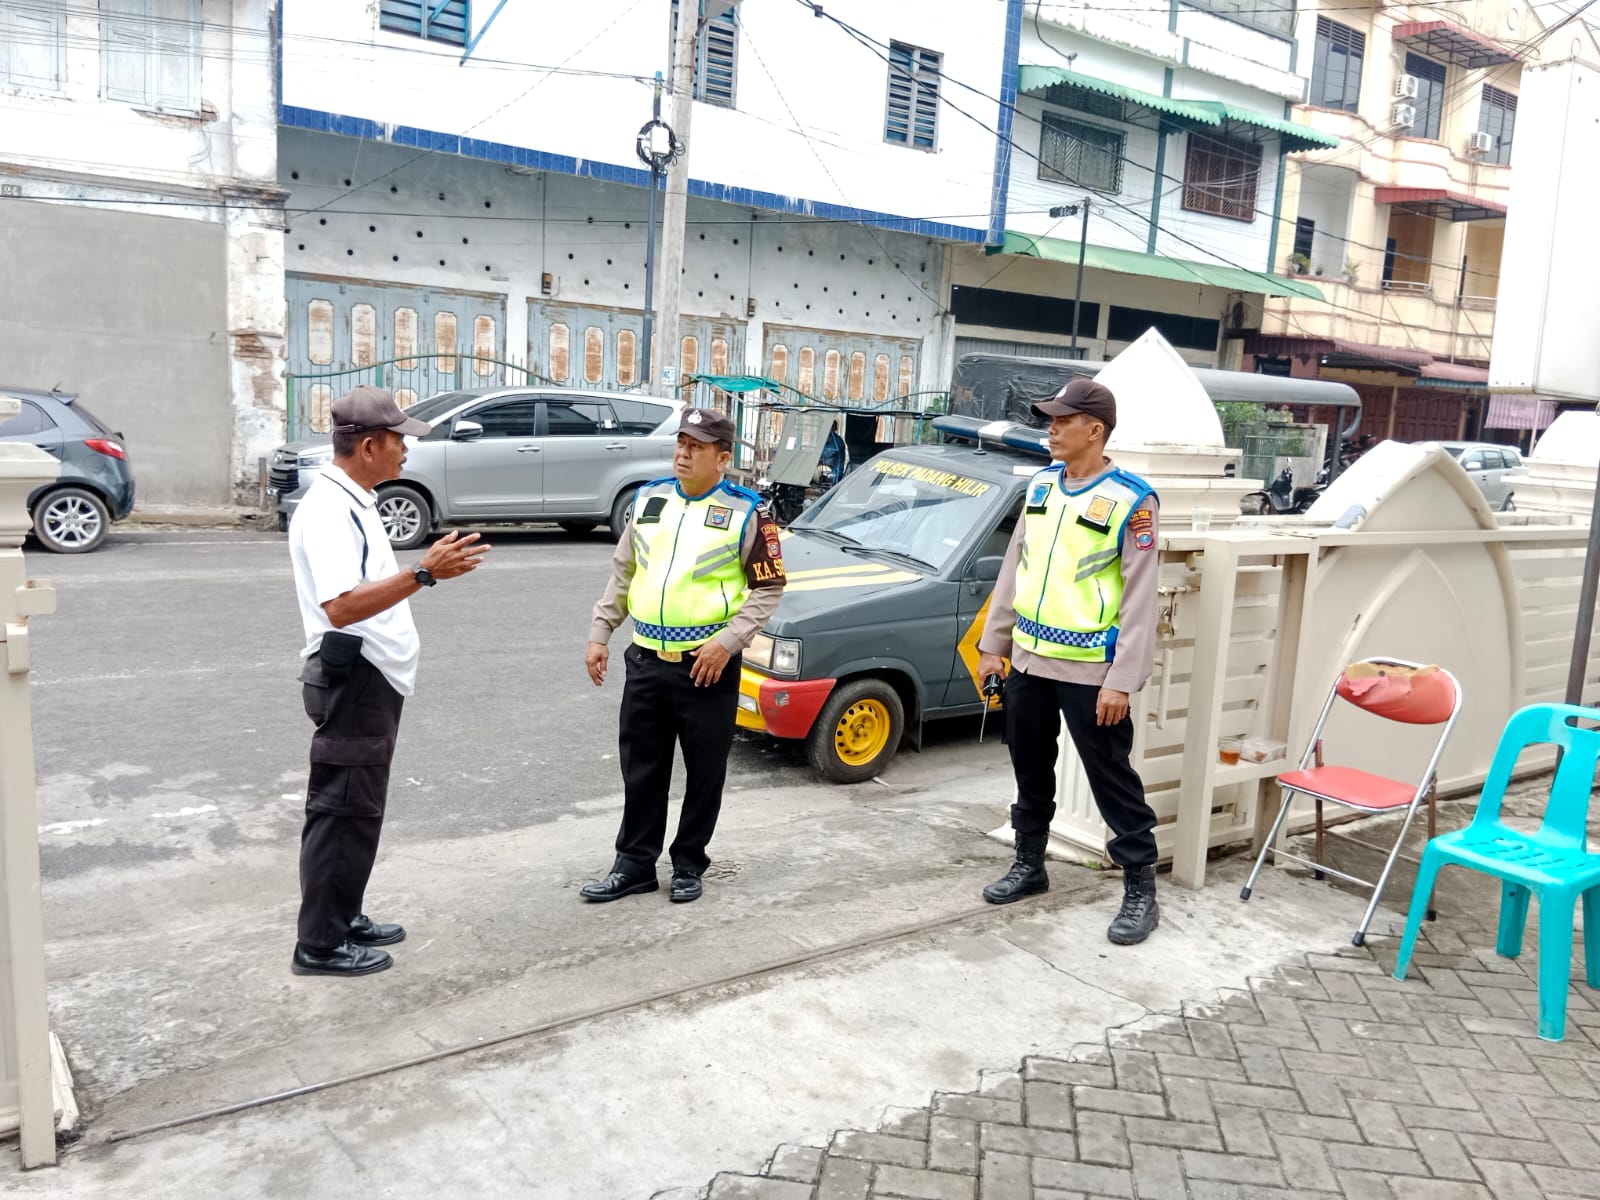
{"left": 678, "top": 406, "right": 736, "bottom": 445}
{"left": 331, "top": 385, "right": 431, "bottom": 437}
{"left": 1032, "top": 377, "right": 1116, "bottom": 435}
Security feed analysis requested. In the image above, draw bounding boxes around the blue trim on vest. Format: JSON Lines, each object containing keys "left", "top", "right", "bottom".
{"left": 1017, "top": 615, "right": 1118, "bottom": 652}
{"left": 634, "top": 619, "right": 730, "bottom": 643}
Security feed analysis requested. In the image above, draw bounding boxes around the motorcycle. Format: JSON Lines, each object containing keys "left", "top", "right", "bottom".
{"left": 757, "top": 463, "right": 836, "bottom": 526}
{"left": 1240, "top": 466, "right": 1323, "bottom": 516}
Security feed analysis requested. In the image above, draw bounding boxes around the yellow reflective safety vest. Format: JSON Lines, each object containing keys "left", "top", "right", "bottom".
{"left": 1011, "top": 464, "right": 1156, "bottom": 662}
{"left": 627, "top": 477, "right": 759, "bottom": 652}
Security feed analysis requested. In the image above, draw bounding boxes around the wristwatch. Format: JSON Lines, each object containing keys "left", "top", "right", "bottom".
{"left": 412, "top": 564, "right": 437, "bottom": 588}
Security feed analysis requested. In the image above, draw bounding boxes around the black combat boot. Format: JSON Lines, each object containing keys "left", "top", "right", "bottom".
{"left": 982, "top": 832, "right": 1050, "bottom": 904}
{"left": 1107, "top": 864, "right": 1160, "bottom": 945}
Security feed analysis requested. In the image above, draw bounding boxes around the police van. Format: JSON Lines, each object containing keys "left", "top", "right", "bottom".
{"left": 737, "top": 415, "right": 1048, "bottom": 782}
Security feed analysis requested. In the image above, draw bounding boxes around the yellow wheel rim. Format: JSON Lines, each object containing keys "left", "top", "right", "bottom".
{"left": 833, "top": 698, "right": 893, "bottom": 767}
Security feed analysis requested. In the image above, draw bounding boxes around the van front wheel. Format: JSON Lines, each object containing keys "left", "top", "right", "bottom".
{"left": 806, "top": 679, "right": 906, "bottom": 783}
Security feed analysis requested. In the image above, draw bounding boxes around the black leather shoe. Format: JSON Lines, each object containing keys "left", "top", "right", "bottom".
{"left": 349, "top": 914, "right": 406, "bottom": 946}
{"left": 670, "top": 870, "right": 702, "bottom": 903}
{"left": 291, "top": 940, "right": 393, "bottom": 977}
{"left": 580, "top": 870, "right": 660, "bottom": 902}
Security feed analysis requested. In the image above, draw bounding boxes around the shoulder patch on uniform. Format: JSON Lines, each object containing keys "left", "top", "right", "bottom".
{"left": 1129, "top": 506, "right": 1155, "bottom": 551}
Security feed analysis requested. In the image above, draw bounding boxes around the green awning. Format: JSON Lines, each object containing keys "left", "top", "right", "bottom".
{"left": 1018, "top": 65, "right": 1220, "bottom": 126}
{"left": 688, "top": 374, "right": 784, "bottom": 394}
{"left": 1017, "top": 66, "right": 1339, "bottom": 152}
{"left": 1187, "top": 101, "right": 1340, "bottom": 152}
{"left": 991, "top": 231, "right": 1326, "bottom": 301}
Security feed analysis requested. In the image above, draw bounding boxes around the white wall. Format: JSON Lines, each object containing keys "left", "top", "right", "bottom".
{"left": 280, "top": 0, "right": 1006, "bottom": 241}
{"left": 1488, "top": 59, "right": 1600, "bottom": 402}
{"left": 0, "top": 0, "right": 276, "bottom": 191}
{"left": 281, "top": 130, "right": 947, "bottom": 384}
{"left": 0, "top": 0, "right": 284, "bottom": 504}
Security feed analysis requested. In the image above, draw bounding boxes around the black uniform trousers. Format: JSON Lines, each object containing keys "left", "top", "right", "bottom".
{"left": 614, "top": 642, "right": 741, "bottom": 877}
{"left": 1004, "top": 667, "right": 1158, "bottom": 869}
{"left": 298, "top": 653, "right": 405, "bottom": 949}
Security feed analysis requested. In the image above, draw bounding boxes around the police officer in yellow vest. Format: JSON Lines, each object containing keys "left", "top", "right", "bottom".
{"left": 977, "top": 378, "right": 1163, "bottom": 945}
{"left": 582, "top": 407, "right": 787, "bottom": 903}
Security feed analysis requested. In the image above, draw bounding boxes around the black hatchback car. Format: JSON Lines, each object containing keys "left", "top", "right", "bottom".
{"left": 0, "top": 387, "right": 135, "bottom": 552}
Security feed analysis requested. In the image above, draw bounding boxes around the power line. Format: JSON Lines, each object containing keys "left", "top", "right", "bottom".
{"left": 801, "top": 3, "right": 1483, "bottom": 373}
{"left": 739, "top": 25, "right": 944, "bottom": 314}
{"left": 811, "top": 0, "right": 1528, "bottom": 274}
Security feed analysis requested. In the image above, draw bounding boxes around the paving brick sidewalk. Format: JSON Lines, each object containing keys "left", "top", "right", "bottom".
{"left": 698, "top": 918, "right": 1600, "bottom": 1200}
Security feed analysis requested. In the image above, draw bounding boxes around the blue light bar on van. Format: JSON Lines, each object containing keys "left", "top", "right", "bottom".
{"left": 931, "top": 415, "right": 1051, "bottom": 457}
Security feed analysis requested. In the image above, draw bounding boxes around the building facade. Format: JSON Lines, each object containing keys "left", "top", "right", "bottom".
{"left": 948, "top": 0, "right": 1334, "bottom": 374}
{"left": 277, "top": 0, "right": 1015, "bottom": 439}
{"left": 0, "top": 0, "right": 284, "bottom": 506}
{"left": 1251, "top": 1, "right": 1546, "bottom": 445}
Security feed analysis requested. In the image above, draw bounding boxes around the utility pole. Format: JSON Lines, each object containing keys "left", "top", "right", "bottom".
{"left": 653, "top": 2, "right": 701, "bottom": 398}
{"left": 635, "top": 72, "right": 677, "bottom": 389}
{"left": 1050, "top": 198, "right": 1092, "bottom": 355}
{"left": 1565, "top": 399, "right": 1600, "bottom": 706}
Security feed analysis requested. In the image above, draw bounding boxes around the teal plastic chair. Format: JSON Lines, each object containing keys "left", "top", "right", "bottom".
{"left": 1392, "top": 703, "right": 1600, "bottom": 1041}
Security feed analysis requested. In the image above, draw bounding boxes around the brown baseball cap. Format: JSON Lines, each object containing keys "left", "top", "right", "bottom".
{"left": 331, "top": 385, "right": 431, "bottom": 437}
{"left": 678, "top": 406, "right": 736, "bottom": 445}
{"left": 1032, "top": 377, "right": 1116, "bottom": 434}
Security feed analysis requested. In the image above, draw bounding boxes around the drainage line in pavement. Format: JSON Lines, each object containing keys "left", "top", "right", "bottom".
{"left": 102, "top": 895, "right": 1033, "bottom": 1146}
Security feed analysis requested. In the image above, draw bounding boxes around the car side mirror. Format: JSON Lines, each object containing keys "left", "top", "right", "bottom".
{"left": 966, "top": 554, "right": 1003, "bottom": 594}
{"left": 452, "top": 419, "right": 484, "bottom": 441}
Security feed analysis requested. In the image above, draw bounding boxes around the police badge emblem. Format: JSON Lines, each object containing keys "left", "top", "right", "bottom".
{"left": 705, "top": 505, "right": 733, "bottom": 529}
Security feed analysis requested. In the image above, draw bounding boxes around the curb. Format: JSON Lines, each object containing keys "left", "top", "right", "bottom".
{"left": 124, "top": 507, "right": 265, "bottom": 529}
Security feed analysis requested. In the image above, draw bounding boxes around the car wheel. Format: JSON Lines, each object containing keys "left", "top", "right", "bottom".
{"left": 806, "top": 678, "right": 906, "bottom": 784}
{"left": 377, "top": 484, "right": 432, "bottom": 551}
{"left": 558, "top": 520, "right": 598, "bottom": 536}
{"left": 32, "top": 487, "right": 110, "bottom": 554}
{"left": 609, "top": 486, "right": 639, "bottom": 537}
{"left": 1501, "top": 494, "right": 1515, "bottom": 512}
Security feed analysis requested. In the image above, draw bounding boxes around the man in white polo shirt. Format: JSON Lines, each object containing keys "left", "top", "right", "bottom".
{"left": 288, "top": 386, "right": 489, "bottom": 977}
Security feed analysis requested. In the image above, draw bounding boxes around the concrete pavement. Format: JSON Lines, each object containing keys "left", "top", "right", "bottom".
{"left": 9, "top": 530, "right": 1596, "bottom": 1197}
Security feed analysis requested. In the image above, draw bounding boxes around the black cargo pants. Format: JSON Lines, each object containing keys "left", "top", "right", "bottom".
{"left": 1004, "top": 668, "right": 1158, "bottom": 868}
{"left": 613, "top": 643, "right": 741, "bottom": 876}
{"left": 297, "top": 653, "right": 405, "bottom": 949}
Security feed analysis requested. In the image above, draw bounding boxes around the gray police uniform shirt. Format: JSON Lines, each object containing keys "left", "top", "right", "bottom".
{"left": 978, "top": 457, "right": 1161, "bottom": 695}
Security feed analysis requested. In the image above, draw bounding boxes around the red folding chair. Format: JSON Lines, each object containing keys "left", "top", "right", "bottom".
{"left": 1240, "top": 656, "right": 1463, "bottom": 946}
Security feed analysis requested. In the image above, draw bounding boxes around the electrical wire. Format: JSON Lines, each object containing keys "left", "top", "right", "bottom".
{"left": 801, "top": 3, "right": 1478, "bottom": 370}
{"left": 739, "top": 24, "right": 944, "bottom": 314}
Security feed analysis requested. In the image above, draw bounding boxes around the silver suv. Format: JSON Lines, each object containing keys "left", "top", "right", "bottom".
{"left": 269, "top": 387, "right": 682, "bottom": 548}
{"left": 1432, "top": 441, "right": 1522, "bottom": 512}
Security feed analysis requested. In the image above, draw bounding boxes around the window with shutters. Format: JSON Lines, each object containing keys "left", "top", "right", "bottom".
{"left": 1405, "top": 53, "right": 1446, "bottom": 140}
{"left": 1478, "top": 85, "right": 1516, "bottom": 166}
{"left": 1181, "top": 133, "right": 1262, "bottom": 223}
{"left": 2, "top": 0, "right": 65, "bottom": 91}
{"left": 1037, "top": 113, "right": 1124, "bottom": 193}
{"left": 670, "top": 0, "right": 738, "bottom": 108}
{"left": 1311, "top": 18, "right": 1364, "bottom": 112}
{"left": 885, "top": 42, "right": 940, "bottom": 150}
{"left": 101, "top": 0, "right": 201, "bottom": 114}
{"left": 380, "top": 0, "right": 469, "bottom": 47}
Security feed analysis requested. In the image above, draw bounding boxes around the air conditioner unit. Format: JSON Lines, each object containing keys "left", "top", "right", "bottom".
{"left": 1391, "top": 102, "right": 1417, "bottom": 129}
{"left": 1394, "top": 74, "right": 1420, "bottom": 100}
{"left": 1467, "top": 130, "right": 1496, "bottom": 154}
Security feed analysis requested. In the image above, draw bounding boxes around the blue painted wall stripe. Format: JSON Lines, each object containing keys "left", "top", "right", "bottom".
{"left": 987, "top": 0, "right": 1026, "bottom": 247}
{"left": 277, "top": 105, "right": 987, "bottom": 244}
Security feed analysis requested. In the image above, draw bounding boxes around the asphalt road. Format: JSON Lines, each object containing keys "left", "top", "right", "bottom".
{"left": 28, "top": 525, "right": 989, "bottom": 880}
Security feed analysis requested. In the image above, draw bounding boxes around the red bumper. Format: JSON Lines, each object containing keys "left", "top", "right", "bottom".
{"left": 738, "top": 669, "right": 836, "bottom": 740}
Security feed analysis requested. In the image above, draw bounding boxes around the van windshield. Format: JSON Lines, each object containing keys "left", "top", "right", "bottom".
{"left": 792, "top": 456, "right": 1002, "bottom": 572}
